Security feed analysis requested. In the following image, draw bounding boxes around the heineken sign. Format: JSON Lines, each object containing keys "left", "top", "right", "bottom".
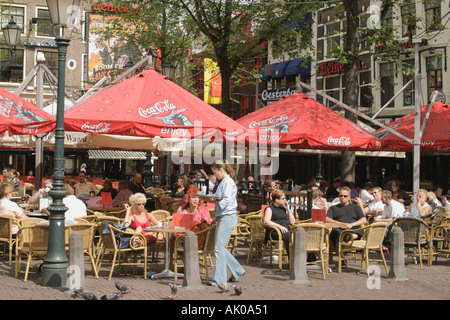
{"left": 261, "top": 87, "right": 296, "bottom": 101}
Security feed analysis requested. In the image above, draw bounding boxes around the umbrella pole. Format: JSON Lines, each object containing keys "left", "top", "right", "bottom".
{"left": 412, "top": 40, "right": 421, "bottom": 197}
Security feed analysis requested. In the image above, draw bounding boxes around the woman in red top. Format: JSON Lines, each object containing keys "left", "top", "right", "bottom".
{"left": 124, "top": 193, "right": 158, "bottom": 245}
{"left": 176, "top": 188, "right": 212, "bottom": 225}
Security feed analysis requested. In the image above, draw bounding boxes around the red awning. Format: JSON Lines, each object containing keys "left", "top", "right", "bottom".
{"left": 374, "top": 102, "right": 450, "bottom": 152}
{"left": 0, "top": 87, "right": 55, "bottom": 135}
{"left": 64, "top": 68, "right": 245, "bottom": 140}
{"left": 237, "top": 92, "right": 381, "bottom": 151}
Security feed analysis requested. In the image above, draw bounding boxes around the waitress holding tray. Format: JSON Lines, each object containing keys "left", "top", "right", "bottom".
{"left": 205, "top": 160, "right": 245, "bottom": 286}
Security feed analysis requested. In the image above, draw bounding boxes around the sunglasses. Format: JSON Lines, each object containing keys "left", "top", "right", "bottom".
{"left": 339, "top": 195, "right": 349, "bottom": 198}
{"left": 136, "top": 203, "right": 146, "bottom": 206}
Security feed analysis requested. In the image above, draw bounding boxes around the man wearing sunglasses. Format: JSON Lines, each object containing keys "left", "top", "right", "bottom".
{"left": 326, "top": 186, "right": 367, "bottom": 250}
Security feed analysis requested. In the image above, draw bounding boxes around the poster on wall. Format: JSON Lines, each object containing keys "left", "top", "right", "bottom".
{"left": 203, "top": 58, "right": 222, "bottom": 105}
{"left": 86, "top": 12, "right": 138, "bottom": 89}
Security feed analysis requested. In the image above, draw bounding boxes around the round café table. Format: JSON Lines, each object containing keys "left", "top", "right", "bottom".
{"left": 145, "top": 226, "right": 188, "bottom": 279}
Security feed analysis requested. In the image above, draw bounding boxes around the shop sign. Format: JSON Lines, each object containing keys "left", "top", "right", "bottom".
{"left": 261, "top": 87, "right": 296, "bottom": 101}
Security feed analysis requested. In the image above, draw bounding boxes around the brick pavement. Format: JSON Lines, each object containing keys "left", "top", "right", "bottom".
{"left": 1, "top": 245, "right": 450, "bottom": 305}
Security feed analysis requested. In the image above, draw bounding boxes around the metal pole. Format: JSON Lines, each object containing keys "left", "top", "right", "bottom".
{"left": 41, "top": 36, "right": 70, "bottom": 287}
{"left": 412, "top": 39, "right": 421, "bottom": 196}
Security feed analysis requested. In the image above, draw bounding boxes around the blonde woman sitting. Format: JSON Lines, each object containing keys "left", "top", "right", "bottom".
{"left": 124, "top": 193, "right": 159, "bottom": 246}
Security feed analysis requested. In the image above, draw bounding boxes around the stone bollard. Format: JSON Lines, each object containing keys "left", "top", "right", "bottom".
{"left": 67, "top": 231, "right": 85, "bottom": 289}
{"left": 182, "top": 231, "right": 204, "bottom": 290}
{"left": 388, "top": 226, "right": 408, "bottom": 281}
{"left": 288, "top": 227, "right": 310, "bottom": 284}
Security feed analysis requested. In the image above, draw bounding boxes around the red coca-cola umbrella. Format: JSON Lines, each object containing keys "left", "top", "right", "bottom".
{"left": 374, "top": 102, "right": 450, "bottom": 152}
{"left": 64, "top": 68, "right": 245, "bottom": 139}
{"left": 237, "top": 92, "right": 381, "bottom": 151}
{"left": 0, "top": 87, "right": 55, "bottom": 135}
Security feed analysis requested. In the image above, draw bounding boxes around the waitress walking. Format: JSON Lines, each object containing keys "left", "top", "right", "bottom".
{"left": 208, "top": 160, "right": 245, "bottom": 286}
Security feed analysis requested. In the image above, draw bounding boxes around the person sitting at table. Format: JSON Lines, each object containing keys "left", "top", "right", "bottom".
{"left": 389, "top": 180, "right": 412, "bottom": 207}
{"left": 98, "top": 179, "right": 118, "bottom": 199}
{"left": 312, "top": 189, "right": 328, "bottom": 210}
{"left": 359, "top": 181, "right": 375, "bottom": 204}
{"left": 129, "top": 173, "right": 146, "bottom": 194}
{"left": 326, "top": 186, "right": 367, "bottom": 252}
{"left": 62, "top": 184, "right": 87, "bottom": 222}
{"left": 27, "top": 179, "right": 53, "bottom": 205}
{"left": 124, "top": 192, "right": 158, "bottom": 246}
{"left": 404, "top": 189, "right": 432, "bottom": 219}
{"left": 263, "top": 188, "right": 296, "bottom": 253}
{"left": 375, "top": 190, "right": 405, "bottom": 250}
{"left": 170, "top": 177, "right": 187, "bottom": 198}
{"left": 0, "top": 183, "right": 27, "bottom": 235}
{"left": 113, "top": 180, "right": 133, "bottom": 206}
{"left": 176, "top": 188, "right": 212, "bottom": 226}
{"left": 364, "top": 186, "right": 385, "bottom": 223}
{"left": 73, "top": 171, "right": 98, "bottom": 199}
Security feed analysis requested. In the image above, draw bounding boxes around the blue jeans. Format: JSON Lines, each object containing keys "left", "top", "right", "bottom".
{"left": 211, "top": 214, "right": 245, "bottom": 285}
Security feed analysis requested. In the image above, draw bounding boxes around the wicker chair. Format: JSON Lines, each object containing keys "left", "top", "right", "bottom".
{"left": 394, "top": 217, "right": 432, "bottom": 269}
{"left": 17, "top": 217, "right": 46, "bottom": 228}
{"left": 246, "top": 215, "right": 266, "bottom": 263}
{"left": 338, "top": 222, "right": 388, "bottom": 276}
{"left": 243, "top": 197, "right": 263, "bottom": 214}
{"left": 289, "top": 223, "right": 329, "bottom": 279}
{"left": 66, "top": 222, "right": 98, "bottom": 278}
{"left": 150, "top": 188, "right": 165, "bottom": 197}
{"left": 0, "top": 216, "right": 19, "bottom": 265}
{"left": 259, "top": 223, "right": 288, "bottom": 270}
{"left": 151, "top": 209, "right": 170, "bottom": 222}
{"left": 173, "top": 224, "right": 216, "bottom": 281}
{"left": 105, "top": 209, "right": 127, "bottom": 220}
{"left": 15, "top": 225, "right": 49, "bottom": 281}
{"left": 96, "top": 224, "right": 147, "bottom": 281}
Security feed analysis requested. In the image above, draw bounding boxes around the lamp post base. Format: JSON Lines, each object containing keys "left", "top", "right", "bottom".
{"left": 42, "top": 263, "right": 69, "bottom": 287}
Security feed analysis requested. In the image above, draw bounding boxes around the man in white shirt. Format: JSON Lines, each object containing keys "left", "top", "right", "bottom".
{"left": 63, "top": 184, "right": 87, "bottom": 222}
{"left": 376, "top": 190, "right": 405, "bottom": 224}
{"left": 376, "top": 190, "right": 405, "bottom": 251}
{"left": 364, "top": 186, "right": 385, "bottom": 222}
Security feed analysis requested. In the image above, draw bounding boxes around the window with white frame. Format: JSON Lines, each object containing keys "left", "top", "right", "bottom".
{"left": 36, "top": 8, "right": 58, "bottom": 37}
{"left": 401, "top": 3, "right": 416, "bottom": 38}
{"left": 425, "top": 0, "right": 441, "bottom": 31}
{"left": 0, "top": 48, "right": 24, "bottom": 83}
{"left": 426, "top": 55, "right": 442, "bottom": 102}
{"left": 380, "top": 62, "right": 395, "bottom": 108}
{"left": 402, "top": 59, "right": 415, "bottom": 106}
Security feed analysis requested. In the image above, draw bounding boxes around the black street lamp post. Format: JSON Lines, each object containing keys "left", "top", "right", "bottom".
{"left": 41, "top": 0, "right": 80, "bottom": 287}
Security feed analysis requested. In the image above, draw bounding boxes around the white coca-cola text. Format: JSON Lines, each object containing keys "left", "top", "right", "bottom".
{"left": 249, "top": 114, "right": 288, "bottom": 129}
{"left": 327, "top": 136, "right": 351, "bottom": 146}
{"left": 139, "top": 100, "right": 177, "bottom": 117}
{"left": 81, "top": 122, "right": 111, "bottom": 133}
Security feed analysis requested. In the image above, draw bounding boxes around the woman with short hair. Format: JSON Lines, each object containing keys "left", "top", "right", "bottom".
{"left": 124, "top": 193, "right": 158, "bottom": 245}
{"left": 263, "top": 189, "right": 296, "bottom": 250}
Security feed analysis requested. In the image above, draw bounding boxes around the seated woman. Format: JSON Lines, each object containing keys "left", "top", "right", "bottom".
{"left": 404, "top": 189, "right": 432, "bottom": 219}
{"left": 389, "top": 180, "right": 412, "bottom": 207}
{"left": 176, "top": 188, "right": 211, "bottom": 226}
{"left": 0, "top": 183, "right": 27, "bottom": 235}
{"left": 98, "top": 179, "right": 118, "bottom": 199}
{"left": 124, "top": 193, "right": 159, "bottom": 245}
{"left": 263, "top": 189, "right": 296, "bottom": 251}
{"left": 312, "top": 189, "right": 328, "bottom": 210}
{"left": 170, "top": 177, "right": 187, "bottom": 198}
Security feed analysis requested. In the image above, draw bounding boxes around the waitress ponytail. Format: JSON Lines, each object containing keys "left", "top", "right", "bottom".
{"left": 211, "top": 160, "right": 236, "bottom": 182}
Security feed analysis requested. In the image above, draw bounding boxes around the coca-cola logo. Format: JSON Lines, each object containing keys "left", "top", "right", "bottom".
{"left": 327, "top": 136, "right": 351, "bottom": 146}
{"left": 249, "top": 114, "right": 289, "bottom": 129}
{"left": 139, "top": 100, "right": 178, "bottom": 118}
{"left": 23, "top": 124, "right": 41, "bottom": 134}
{"left": 81, "top": 122, "right": 111, "bottom": 133}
